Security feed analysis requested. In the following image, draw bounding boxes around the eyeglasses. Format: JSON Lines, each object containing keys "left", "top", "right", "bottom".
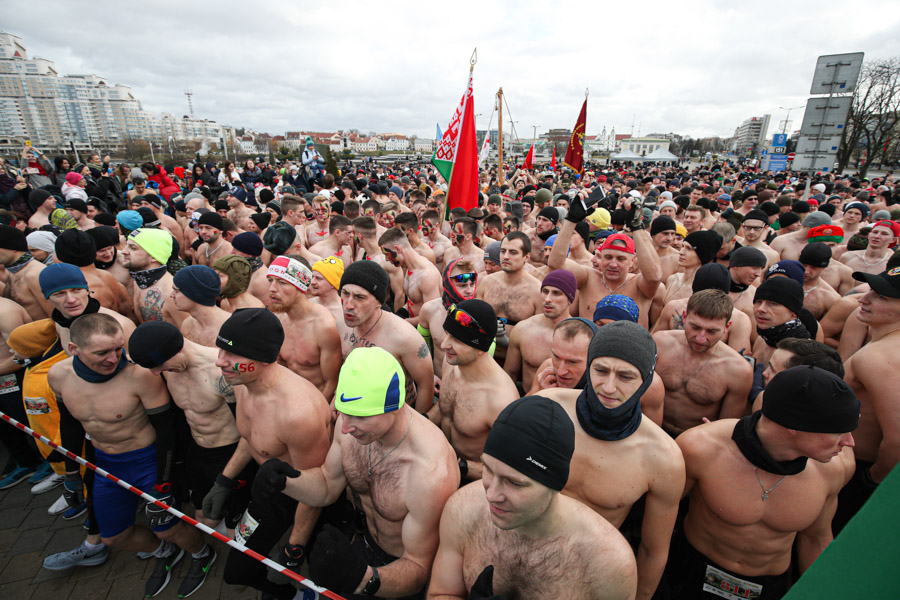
{"left": 448, "top": 304, "right": 487, "bottom": 334}
{"left": 450, "top": 273, "right": 477, "bottom": 284}
{"left": 742, "top": 225, "right": 765, "bottom": 231}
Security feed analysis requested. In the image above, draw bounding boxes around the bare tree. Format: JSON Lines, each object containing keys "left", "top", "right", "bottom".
{"left": 837, "top": 57, "right": 900, "bottom": 176}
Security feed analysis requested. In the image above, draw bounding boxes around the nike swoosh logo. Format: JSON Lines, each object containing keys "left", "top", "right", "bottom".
{"left": 340, "top": 394, "right": 363, "bottom": 402}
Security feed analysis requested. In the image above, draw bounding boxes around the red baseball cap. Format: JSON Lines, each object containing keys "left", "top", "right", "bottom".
{"left": 599, "top": 233, "right": 636, "bottom": 255}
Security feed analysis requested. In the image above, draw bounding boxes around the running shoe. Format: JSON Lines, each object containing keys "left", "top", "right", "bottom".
{"left": 63, "top": 502, "right": 87, "bottom": 520}
{"left": 145, "top": 545, "right": 184, "bottom": 598}
{"left": 42, "top": 541, "right": 109, "bottom": 571}
{"left": 0, "top": 465, "right": 35, "bottom": 490}
{"left": 177, "top": 547, "right": 216, "bottom": 598}
{"left": 48, "top": 494, "right": 69, "bottom": 516}
{"left": 32, "top": 472, "right": 64, "bottom": 494}
{"left": 28, "top": 461, "right": 54, "bottom": 485}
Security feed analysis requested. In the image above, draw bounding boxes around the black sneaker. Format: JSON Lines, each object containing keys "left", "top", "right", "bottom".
{"left": 177, "top": 547, "right": 217, "bottom": 598}
{"left": 144, "top": 545, "right": 184, "bottom": 598}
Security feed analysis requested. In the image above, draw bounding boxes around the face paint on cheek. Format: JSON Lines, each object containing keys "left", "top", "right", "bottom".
{"left": 233, "top": 362, "right": 255, "bottom": 373}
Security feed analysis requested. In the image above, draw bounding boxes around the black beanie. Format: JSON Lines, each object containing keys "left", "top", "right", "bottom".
{"left": 214, "top": 199, "right": 229, "bottom": 212}
{"left": 87, "top": 226, "right": 120, "bottom": 250}
{"left": 443, "top": 299, "right": 497, "bottom": 351}
{"left": 0, "top": 224, "right": 28, "bottom": 251}
{"left": 258, "top": 188, "right": 274, "bottom": 204}
{"left": 754, "top": 277, "right": 804, "bottom": 316}
{"left": 340, "top": 260, "right": 390, "bottom": 305}
{"left": 692, "top": 263, "right": 731, "bottom": 293}
{"left": 779, "top": 212, "right": 801, "bottom": 228}
{"left": 800, "top": 242, "right": 832, "bottom": 268}
{"left": 762, "top": 366, "right": 860, "bottom": 433}
{"left": 650, "top": 215, "right": 677, "bottom": 236}
{"left": 574, "top": 221, "right": 591, "bottom": 249}
{"left": 93, "top": 212, "right": 116, "bottom": 227}
{"left": 729, "top": 246, "right": 767, "bottom": 268}
{"left": 743, "top": 209, "right": 769, "bottom": 224}
{"left": 684, "top": 230, "right": 723, "bottom": 265}
{"left": 55, "top": 229, "right": 96, "bottom": 267}
{"left": 483, "top": 396, "right": 575, "bottom": 491}
{"left": 198, "top": 211, "right": 224, "bottom": 230}
{"left": 28, "top": 189, "right": 53, "bottom": 211}
{"left": 128, "top": 321, "right": 184, "bottom": 368}
{"left": 537, "top": 206, "right": 559, "bottom": 225}
{"left": 250, "top": 212, "right": 271, "bottom": 231}
{"left": 216, "top": 308, "right": 284, "bottom": 363}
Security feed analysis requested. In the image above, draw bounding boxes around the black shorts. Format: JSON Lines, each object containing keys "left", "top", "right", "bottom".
{"left": 344, "top": 526, "right": 424, "bottom": 600}
{"left": 655, "top": 528, "right": 792, "bottom": 600}
{"left": 186, "top": 439, "right": 256, "bottom": 529}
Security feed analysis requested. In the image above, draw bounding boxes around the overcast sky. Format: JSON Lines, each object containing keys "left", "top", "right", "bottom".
{"left": 6, "top": 0, "right": 900, "bottom": 142}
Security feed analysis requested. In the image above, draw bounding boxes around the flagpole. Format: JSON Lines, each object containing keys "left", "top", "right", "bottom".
{"left": 497, "top": 88, "right": 504, "bottom": 185}
{"left": 583, "top": 88, "right": 589, "bottom": 171}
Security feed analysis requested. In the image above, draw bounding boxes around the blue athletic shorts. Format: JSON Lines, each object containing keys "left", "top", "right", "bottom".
{"left": 93, "top": 443, "right": 180, "bottom": 538}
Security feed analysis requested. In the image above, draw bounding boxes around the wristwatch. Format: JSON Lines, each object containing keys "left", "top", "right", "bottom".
{"left": 362, "top": 566, "right": 381, "bottom": 596}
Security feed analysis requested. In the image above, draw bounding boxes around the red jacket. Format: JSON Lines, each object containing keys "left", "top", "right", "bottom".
{"left": 147, "top": 166, "right": 180, "bottom": 200}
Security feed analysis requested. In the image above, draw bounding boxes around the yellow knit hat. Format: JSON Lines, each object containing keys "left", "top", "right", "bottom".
{"left": 312, "top": 256, "right": 344, "bottom": 291}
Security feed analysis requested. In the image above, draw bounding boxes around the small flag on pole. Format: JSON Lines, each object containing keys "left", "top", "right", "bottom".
{"left": 564, "top": 98, "right": 587, "bottom": 174}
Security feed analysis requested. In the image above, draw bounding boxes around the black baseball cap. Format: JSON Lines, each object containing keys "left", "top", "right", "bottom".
{"left": 852, "top": 268, "right": 900, "bottom": 299}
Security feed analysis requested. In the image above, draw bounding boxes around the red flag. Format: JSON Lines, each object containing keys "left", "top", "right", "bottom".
{"left": 551, "top": 146, "right": 557, "bottom": 171}
{"left": 435, "top": 71, "right": 479, "bottom": 214}
{"left": 521, "top": 143, "right": 534, "bottom": 170}
{"left": 564, "top": 99, "right": 587, "bottom": 174}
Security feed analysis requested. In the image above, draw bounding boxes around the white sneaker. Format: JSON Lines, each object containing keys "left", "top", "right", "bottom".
{"left": 32, "top": 473, "right": 64, "bottom": 494}
{"left": 48, "top": 494, "right": 68, "bottom": 516}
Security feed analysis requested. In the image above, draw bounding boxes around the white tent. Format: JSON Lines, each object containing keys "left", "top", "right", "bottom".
{"left": 610, "top": 149, "right": 643, "bottom": 162}
{"left": 644, "top": 147, "right": 679, "bottom": 162}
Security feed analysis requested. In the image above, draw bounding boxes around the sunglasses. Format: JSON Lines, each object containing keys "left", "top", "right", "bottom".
{"left": 450, "top": 273, "right": 477, "bottom": 284}
{"left": 448, "top": 304, "right": 487, "bottom": 334}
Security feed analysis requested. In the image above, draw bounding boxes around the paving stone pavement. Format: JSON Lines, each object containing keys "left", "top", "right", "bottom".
{"left": 0, "top": 444, "right": 282, "bottom": 600}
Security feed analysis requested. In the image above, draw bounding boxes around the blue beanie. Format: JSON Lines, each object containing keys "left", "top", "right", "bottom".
{"left": 592, "top": 294, "right": 640, "bottom": 323}
{"left": 389, "top": 185, "right": 404, "bottom": 200}
{"left": 173, "top": 265, "right": 221, "bottom": 306}
{"left": 764, "top": 260, "right": 805, "bottom": 287}
{"left": 116, "top": 210, "right": 144, "bottom": 234}
{"left": 39, "top": 263, "right": 89, "bottom": 299}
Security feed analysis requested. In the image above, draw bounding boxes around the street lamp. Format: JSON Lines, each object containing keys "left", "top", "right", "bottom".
{"left": 778, "top": 104, "right": 805, "bottom": 135}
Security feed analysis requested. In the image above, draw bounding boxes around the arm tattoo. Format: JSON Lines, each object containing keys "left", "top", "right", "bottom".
{"left": 140, "top": 289, "right": 165, "bottom": 322}
{"left": 416, "top": 342, "right": 430, "bottom": 359}
{"left": 216, "top": 375, "right": 236, "bottom": 404}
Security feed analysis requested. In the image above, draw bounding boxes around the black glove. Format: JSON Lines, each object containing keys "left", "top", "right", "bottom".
{"left": 469, "top": 565, "right": 507, "bottom": 600}
{"left": 145, "top": 485, "right": 176, "bottom": 528}
{"left": 564, "top": 192, "right": 596, "bottom": 223}
{"left": 63, "top": 472, "right": 84, "bottom": 508}
{"left": 267, "top": 542, "right": 305, "bottom": 585}
{"left": 626, "top": 196, "right": 644, "bottom": 230}
{"left": 202, "top": 472, "right": 240, "bottom": 520}
{"left": 309, "top": 524, "right": 368, "bottom": 594}
{"left": 252, "top": 458, "right": 299, "bottom": 504}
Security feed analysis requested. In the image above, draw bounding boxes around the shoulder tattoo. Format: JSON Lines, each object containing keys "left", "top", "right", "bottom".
{"left": 416, "top": 341, "right": 429, "bottom": 359}
{"left": 216, "top": 374, "right": 236, "bottom": 404}
{"left": 140, "top": 289, "right": 165, "bottom": 322}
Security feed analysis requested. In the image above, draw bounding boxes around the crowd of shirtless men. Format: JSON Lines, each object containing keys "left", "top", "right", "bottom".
{"left": 0, "top": 158, "right": 895, "bottom": 599}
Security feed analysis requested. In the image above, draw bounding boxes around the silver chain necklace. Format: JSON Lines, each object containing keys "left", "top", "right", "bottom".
{"left": 368, "top": 410, "right": 412, "bottom": 476}
{"left": 754, "top": 466, "right": 787, "bottom": 502}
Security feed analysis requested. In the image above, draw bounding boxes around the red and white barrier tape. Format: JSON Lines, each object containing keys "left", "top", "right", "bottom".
{"left": 0, "top": 410, "right": 346, "bottom": 600}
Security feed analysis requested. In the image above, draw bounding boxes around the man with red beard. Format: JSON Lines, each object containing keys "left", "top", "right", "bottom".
{"left": 418, "top": 259, "right": 478, "bottom": 378}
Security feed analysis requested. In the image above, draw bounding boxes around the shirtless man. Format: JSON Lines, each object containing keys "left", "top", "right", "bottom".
{"left": 257, "top": 347, "right": 458, "bottom": 598}
{"left": 308, "top": 214, "right": 354, "bottom": 260}
{"left": 64, "top": 199, "right": 95, "bottom": 231}
{"left": 211, "top": 308, "right": 332, "bottom": 599}
{"left": 751, "top": 277, "right": 812, "bottom": 368}
{"left": 53, "top": 229, "right": 134, "bottom": 318}
{"left": 267, "top": 255, "right": 342, "bottom": 399}
{"left": 476, "top": 232, "right": 542, "bottom": 345}
{"left": 528, "top": 318, "right": 597, "bottom": 394}
{"left": 430, "top": 300, "right": 519, "bottom": 482}
{"left": 738, "top": 210, "right": 780, "bottom": 267}
{"left": 128, "top": 321, "right": 254, "bottom": 533}
{"left": 395, "top": 212, "right": 438, "bottom": 264}
{"left": 0, "top": 225, "right": 52, "bottom": 320}
{"left": 139, "top": 194, "right": 184, "bottom": 253}
{"left": 663, "top": 230, "right": 722, "bottom": 305}
{"left": 352, "top": 217, "right": 406, "bottom": 308}
{"left": 87, "top": 225, "right": 132, "bottom": 289}
{"left": 528, "top": 207, "right": 559, "bottom": 269}
{"left": 121, "top": 228, "right": 188, "bottom": 328}
{"left": 212, "top": 255, "right": 264, "bottom": 312}
{"left": 420, "top": 210, "right": 452, "bottom": 270}
{"left": 770, "top": 212, "right": 829, "bottom": 262}
{"left": 194, "top": 212, "right": 233, "bottom": 267}
{"left": 654, "top": 290, "right": 753, "bottom": 436}
{"left": 339, "top": 260, "right": 435, "bottom": 414}
{"left": 278, "top": 194, "right": 309, "bottom": 249}
{"left": 26, "top": 189, "right": 60, "bottom": 230}
{"left": 667, "top": 366, "right": 856, "bottom": 599}
{"left": 126, "top": 177, "right": 158, "bottom": 203}
{"left": 798, "top": 244, "right": 841, "bottom": 321}
{"left": 838, "top": 267, "right": 900, "bottom": 533}
{"left": 305, "top": 194, "right": 332, "bottom": 247}
{"left": 839, "top": 220, "right": 896, "bottom": 275}
{"left": 653, "top": 264, "right": 753, "bottom": 356}
{"left": 833, "top": 200, "right": 867, "bottom": 239}
{"left": 38, "top": 263, "right": 135, "bottom": 353}
{"left": 427, "top": 395, "right": 637, "bottom": 599}
{"left": 225, "top": 187, "right": 254, "bottom": 229}
{"left": 442, "top": 217, "right": 485, "bottom": 274}
{"left": 541, "top": 321, "right": 685, "bottom": 599}
{"left": 728, "top": 246, "right": 768, "bottom": 324}
{"left": 379, "top": 227, "right": 442, "bottom": 324}
{"left": 49, "top": 314, "right": 212, "bottom": 598}
{"left": 419, "top": 260, "right": 477, "bottom": 378}
{"left": 309, "top": 255, "right": 344, "bottom": 324}
{"left": 549, "top": 196, "right": 663, "bottom": 328}
{"left": 650, "top": 215, "right": 680, "bottom": 281}
{"left": 170, "top": 265, "right": 230, "bottom": 346}
{"left": 230, "top": 231, "right": 269, "bottom": 305}
{"left": 504, "top": 270, "right": 575, "bottom": 392}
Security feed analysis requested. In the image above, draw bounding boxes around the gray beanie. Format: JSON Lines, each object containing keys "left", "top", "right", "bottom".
{"left": 587, "top": 320, "right": 656, "bottom": 380}
{"left": 802, "top": 211, "right": 832, "bottom": 228}
{"left": 484, "top": 241, "right": 501, "bottom": 266}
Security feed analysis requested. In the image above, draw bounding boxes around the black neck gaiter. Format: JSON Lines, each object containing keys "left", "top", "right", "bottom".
{"left": 732, "top": 411, "right": 808, "bottom": 475}
{"left": 51, "top": 297, "right": 101, "bottom": 328}
{"left": 757, "top": 319, "right": 810, "bottom": 348}
{"left": 575, "top": 364, "right": 652, "bottom": 441}
{"left": 72, "top": 352, "right": 128, "bottom": 384}
{"left": 130, "top": 265, "right": 167, "bottom": 289}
